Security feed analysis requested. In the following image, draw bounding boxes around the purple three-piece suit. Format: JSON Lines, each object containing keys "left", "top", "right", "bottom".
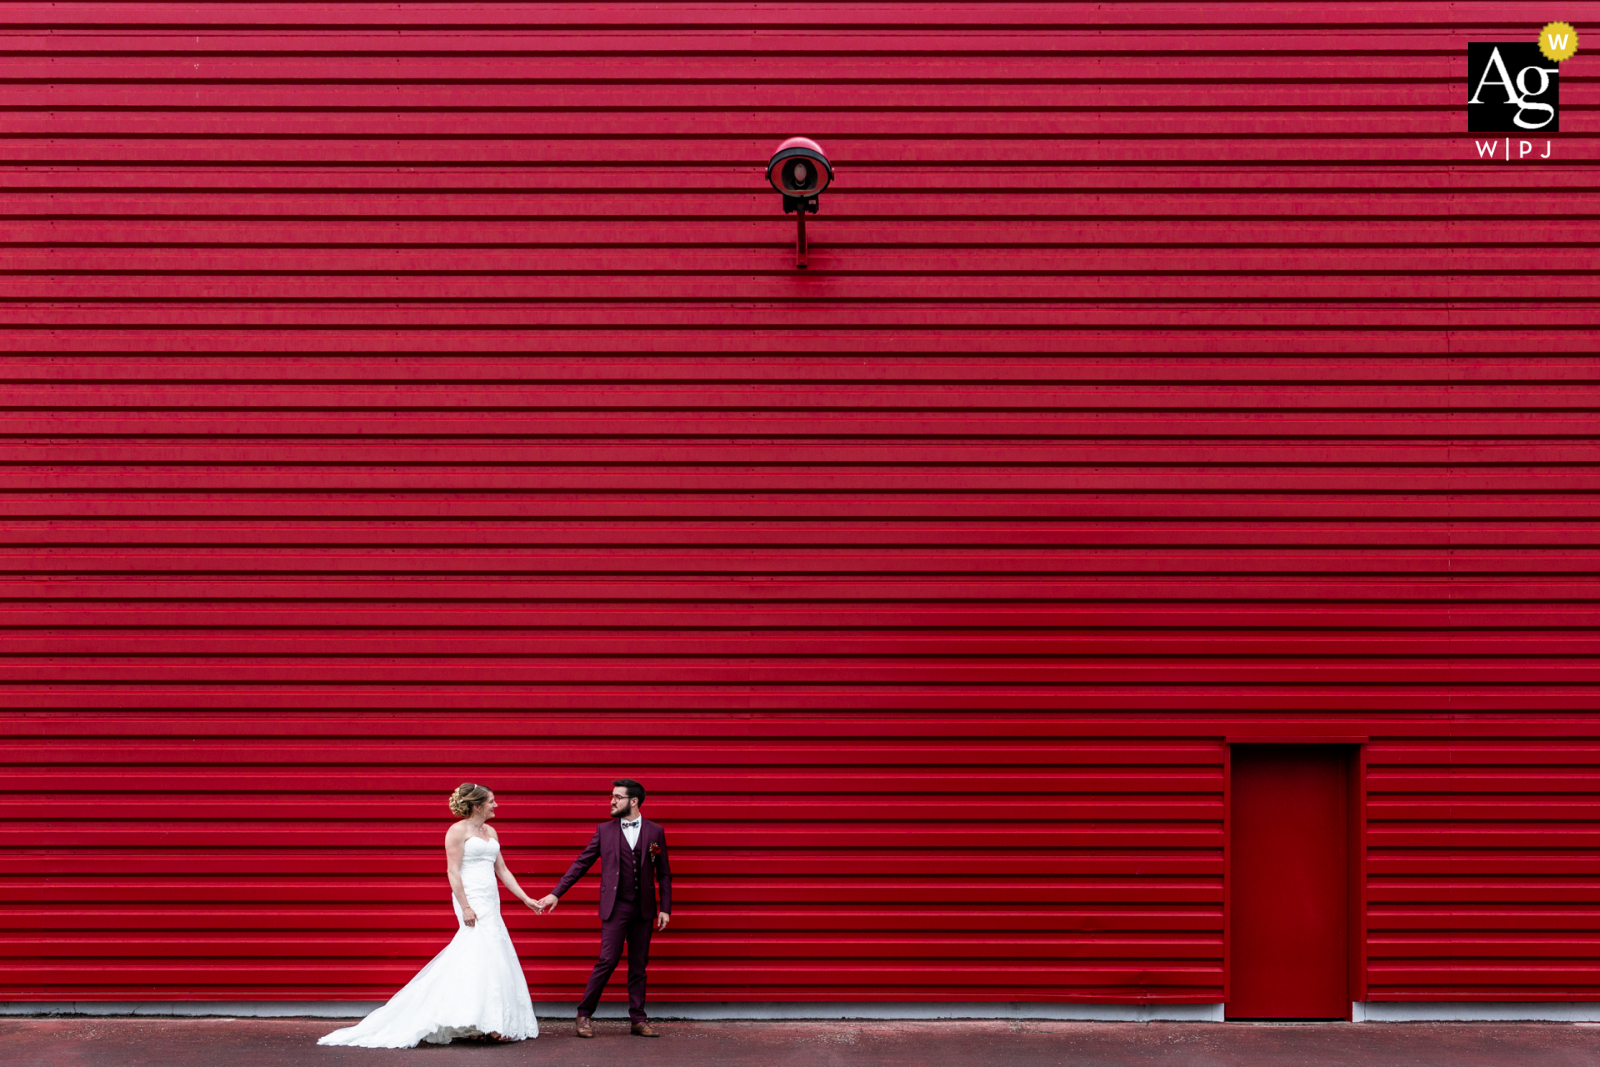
{"left": 549, "top": 817, "right": 673, "bottom": 1023}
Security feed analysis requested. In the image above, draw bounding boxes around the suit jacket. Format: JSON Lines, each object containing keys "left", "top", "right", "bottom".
{"left": 551, "top": 818, "right": 672, "bottom": 921}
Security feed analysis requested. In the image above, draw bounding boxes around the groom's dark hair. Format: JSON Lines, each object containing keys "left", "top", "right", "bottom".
{"left": 614, "top": 778, "right": 646, "bottom": 806}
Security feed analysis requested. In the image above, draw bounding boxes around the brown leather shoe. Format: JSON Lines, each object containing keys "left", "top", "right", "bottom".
{"left": 575, "top": 1015, "right": 594, "bottom": 1038}
{"left": 631, "top": 1022, "right": 659, "bottom": 1037}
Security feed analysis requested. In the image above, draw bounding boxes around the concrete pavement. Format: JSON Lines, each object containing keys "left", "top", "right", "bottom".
{"left": 1, "top": 1017, "right": 1597, "bottom": 1067}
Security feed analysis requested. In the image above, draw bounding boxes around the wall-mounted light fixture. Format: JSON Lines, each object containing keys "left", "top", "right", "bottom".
{"left": 766, "top": 137, "right": 833, "bottom": 269}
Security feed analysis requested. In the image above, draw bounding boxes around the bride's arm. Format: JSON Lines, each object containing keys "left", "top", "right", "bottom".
{"left": 445, "top": 826, "right": 477, "bottom": 926}
{"left": 493, "top": 847, "right": 540, "bottom": 909}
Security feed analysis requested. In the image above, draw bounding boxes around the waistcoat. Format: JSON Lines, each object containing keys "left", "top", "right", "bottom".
{"left": 616, "top": 831, "right": 642, "bottom": 901}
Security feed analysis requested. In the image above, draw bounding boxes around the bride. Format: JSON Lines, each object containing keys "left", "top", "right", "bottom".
{"left": 319, "top": 783, "right": 542, "bottom": 1047}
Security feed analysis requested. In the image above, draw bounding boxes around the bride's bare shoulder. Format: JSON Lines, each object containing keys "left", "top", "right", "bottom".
{"left": 444, "top": 820, "right": 470, "bottom": 844}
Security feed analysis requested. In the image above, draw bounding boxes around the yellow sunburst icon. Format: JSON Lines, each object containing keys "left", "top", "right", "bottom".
{"left": 1539, "top": 22, "right": 1579, "bottom": 62}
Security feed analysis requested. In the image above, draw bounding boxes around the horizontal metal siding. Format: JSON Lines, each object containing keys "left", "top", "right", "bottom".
{"left": 0, "top": 1, "right": 1596, "bottom": 1003}
{"left": 3, "top": 716, "right": 1225, "bottom": 999}
{"left": 1367, "top": 740, "right": 1600, "bottom": 1001}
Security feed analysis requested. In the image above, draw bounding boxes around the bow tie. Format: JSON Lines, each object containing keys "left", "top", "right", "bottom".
{"left": 621, "top": 820, "right": 640, "bottom": 829}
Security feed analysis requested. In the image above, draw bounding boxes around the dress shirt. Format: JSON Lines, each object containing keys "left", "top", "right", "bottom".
{"left": 620, "top": 818, "right": 642, "bottom": 849}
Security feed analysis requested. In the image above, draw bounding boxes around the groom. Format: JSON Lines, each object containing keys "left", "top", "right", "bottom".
{"left": 535, "top": 779, "right": 672, "bottom": 1038}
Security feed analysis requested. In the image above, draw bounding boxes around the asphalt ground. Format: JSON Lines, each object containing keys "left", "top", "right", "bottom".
{"left": 3, "top": 1017, "right": 1598, "bottom": 1067}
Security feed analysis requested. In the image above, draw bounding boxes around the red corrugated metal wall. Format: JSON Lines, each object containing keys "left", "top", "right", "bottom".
{"left": 1, "top": 2, "right": 1597, "bottom": 1005}
{"left": 1366, "top": 738, "right": 1600, "bottom": 1001}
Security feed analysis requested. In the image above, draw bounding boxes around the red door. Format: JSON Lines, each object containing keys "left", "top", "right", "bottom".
{"left": 1229, "top": 745, "right": 1350, "bottom": 1019}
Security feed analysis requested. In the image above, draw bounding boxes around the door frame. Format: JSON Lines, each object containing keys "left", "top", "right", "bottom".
{"left": 1223, "top": 738, "right": 1368, "bottom": 1020}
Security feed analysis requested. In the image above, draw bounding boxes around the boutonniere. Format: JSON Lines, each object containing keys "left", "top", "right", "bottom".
{"left": 649, "top": 843, "right": 661, "bottom": 857}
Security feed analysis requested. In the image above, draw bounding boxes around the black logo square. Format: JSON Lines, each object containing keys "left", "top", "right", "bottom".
{"left": 1468, "top": 43, "right": 1559, "bottom": 132}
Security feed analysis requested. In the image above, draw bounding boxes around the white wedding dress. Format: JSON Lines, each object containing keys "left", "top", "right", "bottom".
{"left": 319, "top": 836, "right": 539, "bottom": 1047}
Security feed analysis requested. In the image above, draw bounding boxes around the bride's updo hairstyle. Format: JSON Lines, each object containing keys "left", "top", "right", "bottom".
{"left": 448, "top": 782, "right": 492, "bottom": 817}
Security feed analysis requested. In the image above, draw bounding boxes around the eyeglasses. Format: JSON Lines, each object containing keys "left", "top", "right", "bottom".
{"left": 609, "top": 794, "right": 633, "bottom": 801}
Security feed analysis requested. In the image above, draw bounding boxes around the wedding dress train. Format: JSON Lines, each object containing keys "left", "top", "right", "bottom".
{"left": 319, "top": 836, "right": 539, "bottom": 1047}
